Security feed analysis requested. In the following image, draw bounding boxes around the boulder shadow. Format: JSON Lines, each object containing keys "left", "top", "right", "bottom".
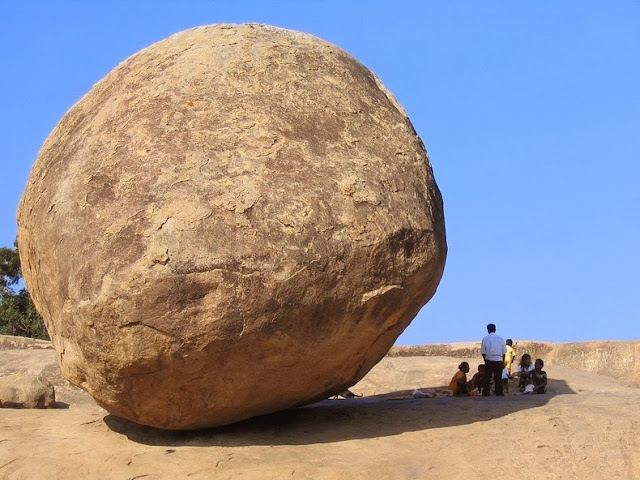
{"left": 103, "top": 378, "right": 574, "bottom": 447}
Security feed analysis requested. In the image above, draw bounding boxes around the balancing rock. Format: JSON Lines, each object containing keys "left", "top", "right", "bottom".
{"left": 17, "top": 24, "right": 446, "bottom": 429}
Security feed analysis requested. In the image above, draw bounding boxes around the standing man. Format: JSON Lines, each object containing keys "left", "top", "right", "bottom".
{"left": 481, "top": 323, "right": 507, "bottom": 396}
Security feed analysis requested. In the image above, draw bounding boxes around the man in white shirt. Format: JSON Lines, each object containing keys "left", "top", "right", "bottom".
{"left": 480, "top": 323, "right": 507, "bottom": 396}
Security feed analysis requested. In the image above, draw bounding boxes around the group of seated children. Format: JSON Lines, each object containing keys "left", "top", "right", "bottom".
{"left": 449, "top": 353, "right": 548, "bottom": 396}
{"left": 512, "top": 354, "right": 547, "bottom": 394}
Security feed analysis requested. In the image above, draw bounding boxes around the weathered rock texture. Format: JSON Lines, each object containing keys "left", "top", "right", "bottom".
{"left": 17, "top": 24, "right": 446, "bottom": 429}
{"left": 0, "top": 374, "right": 56, "bottom": 408}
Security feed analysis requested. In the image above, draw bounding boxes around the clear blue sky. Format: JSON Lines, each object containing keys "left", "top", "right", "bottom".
{"left": 1, "top": 1, "right": 638, "bottom": 344}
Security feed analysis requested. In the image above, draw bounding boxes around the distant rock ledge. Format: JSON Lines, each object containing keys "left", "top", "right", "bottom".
{"left": 2, "top": 335, "right": 638, "bottom": 387}
{"left": 0, "top": 335, "right": 53, "bottom": 350}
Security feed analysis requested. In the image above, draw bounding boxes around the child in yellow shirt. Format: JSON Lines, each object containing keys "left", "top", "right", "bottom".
{"left": 505, "top": 339, "right": 516, "bottom": 375}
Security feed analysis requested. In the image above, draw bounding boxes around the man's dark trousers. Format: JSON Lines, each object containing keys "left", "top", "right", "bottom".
{"left": 482, "top": 360, "right": 504, "bottom": 396}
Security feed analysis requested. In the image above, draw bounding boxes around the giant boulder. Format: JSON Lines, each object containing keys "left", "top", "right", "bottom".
{"left": 17, "top": 24, "right": 446, "bottom": 429}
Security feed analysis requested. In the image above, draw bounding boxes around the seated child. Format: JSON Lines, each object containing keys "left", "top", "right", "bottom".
{"left": 530, "top": 358, "right": 548, "bottom": 394}
{"left": 515, "top": 353, "right": 535, "bottom": 391}
{"left": 449, "top": 362, "right": 473, "bottom": 396}
{"left": 470, "top": 364, "right": 487, "bottom": 391}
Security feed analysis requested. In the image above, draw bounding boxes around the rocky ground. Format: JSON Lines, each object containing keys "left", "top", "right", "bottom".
{"left": 1, "top": 336, "right": 639, "bottom": 479}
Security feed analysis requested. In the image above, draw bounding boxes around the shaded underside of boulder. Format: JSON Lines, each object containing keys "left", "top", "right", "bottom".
{"left": 17, "top": 24, "right": 446, "bottom": 429}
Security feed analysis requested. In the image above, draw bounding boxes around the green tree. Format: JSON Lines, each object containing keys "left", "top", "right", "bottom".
{"left": 0, "top": 240, "right": 49, "bottom": 340}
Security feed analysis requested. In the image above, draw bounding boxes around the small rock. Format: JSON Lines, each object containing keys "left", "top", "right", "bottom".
{"left": 412, "top": 389, "right": 432, "bottom": 398}
{"left": 0, "top": 374, "right": 56, "bottom": 408}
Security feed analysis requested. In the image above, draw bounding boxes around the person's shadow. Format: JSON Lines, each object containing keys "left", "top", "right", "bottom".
{"left": 103, "top": 378, "right": 574, "bottom": 447}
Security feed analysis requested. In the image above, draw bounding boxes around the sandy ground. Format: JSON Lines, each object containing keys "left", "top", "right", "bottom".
{"left": 1, "top": 340, "right": 639, "bottom": 479}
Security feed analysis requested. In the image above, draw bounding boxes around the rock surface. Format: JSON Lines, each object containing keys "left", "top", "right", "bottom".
{"left": 16, "top": 24, "right": 446, "bottom": 429}
{"left": 2, "top": 336, "right": 640, "bottom": 480}
{"left": 0, "top": 373, "right": 56, "bottom": 408}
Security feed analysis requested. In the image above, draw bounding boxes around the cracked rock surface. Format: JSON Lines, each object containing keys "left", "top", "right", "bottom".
{"left": 17, "top": 24, "right": 446, "bottom": 429}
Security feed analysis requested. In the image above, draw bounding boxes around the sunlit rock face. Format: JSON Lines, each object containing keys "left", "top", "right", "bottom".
{"left": 17, "top": 24, "right": 446, "bottom": 430}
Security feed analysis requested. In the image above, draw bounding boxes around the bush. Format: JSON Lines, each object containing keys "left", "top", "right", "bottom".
{"left": 0, "top": 241, "right": 49, "bottom": 340}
